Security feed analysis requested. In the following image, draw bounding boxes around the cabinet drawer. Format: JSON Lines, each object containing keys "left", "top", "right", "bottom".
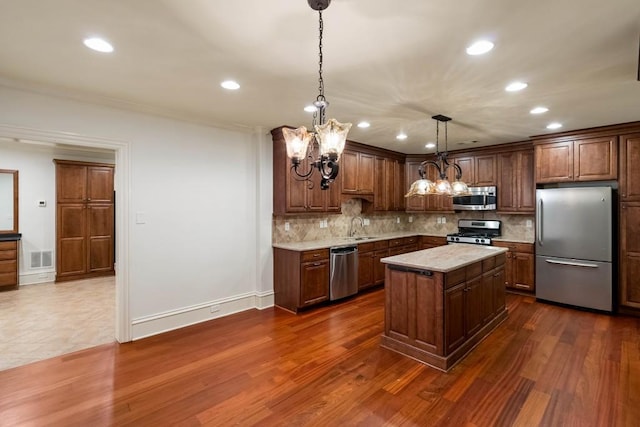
{"left": 495, "top": 253, "right": 506, "bottom": 266}
{"left": 0, "top": 241, "right": 17, "bottom": 251}
{"left": 0, "top": 249, "right": 17, "bottom": 261}
{"left": 405, "top": 236, "right": 418, "bottom": 245}
{"left": 301, "top": 249, "right": 329, "bottom": 262}
{"left": 420, "top": 236, "right": 446, "bottom": 246}
{"left": 0, "top": 260, "right": 17, "bottom": 274}
{"left": 445, "top": 268, "right": 466, "bottom": 288}
{"left": 358, "top": 242, "right": 375, "bottom": 253}
{"left": 494, "top": 241, "right": 533, "bottom": 254}
{"left": 466, "top": 262, "right": 482, "bottom": 280}
{"left": 374, "top": 240, "right": 389, "bottom": 250}
{"left": 0, "top": 271, "right": 17, "bottom": 286}
{"left": 388, "top": 238, "right": 404, "bottom": 248}
{"left": 482, "top": 256, "right": 495, "bottom": 271}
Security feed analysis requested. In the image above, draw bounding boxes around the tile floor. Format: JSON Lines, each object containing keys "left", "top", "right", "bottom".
{"left": 0, "top": 276, "right": 115, "bottom": 371}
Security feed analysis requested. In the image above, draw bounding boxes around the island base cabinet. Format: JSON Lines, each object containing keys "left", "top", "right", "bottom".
{"left": 381, "top": 253, "right": 507, "bottom": 372}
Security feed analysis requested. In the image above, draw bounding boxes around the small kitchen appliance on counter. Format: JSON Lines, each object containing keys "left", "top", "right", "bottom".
{"left": 446, "top": 219, "right": 501, "bottom": 246}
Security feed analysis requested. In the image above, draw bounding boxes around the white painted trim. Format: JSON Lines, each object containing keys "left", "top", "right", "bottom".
{"left": 255, "top": 291, "right": 275, "bottom": 310}
{"left": 18, "top": 271, "right": 56, "bottom": 286}
{"left": 130, "top": 291, "right": 273, "bottom": 340}
{"left": 0, "top": 123, "right": 131, "bottom": 343}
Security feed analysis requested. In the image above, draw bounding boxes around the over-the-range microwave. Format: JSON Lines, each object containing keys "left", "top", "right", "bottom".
{"left": 452, "top": 186, "right": 497, "bottom": 211}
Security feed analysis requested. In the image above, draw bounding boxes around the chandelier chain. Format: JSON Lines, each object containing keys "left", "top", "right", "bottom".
{"left": 317, "top": 10, "right": 324, "bottom": 102}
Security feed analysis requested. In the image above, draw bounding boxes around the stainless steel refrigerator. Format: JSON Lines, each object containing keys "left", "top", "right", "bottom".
{"left": 535, "top": 186, "right": 613, "bottom": 312}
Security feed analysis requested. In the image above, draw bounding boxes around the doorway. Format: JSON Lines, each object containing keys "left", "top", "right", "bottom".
{"left": 0, "top": 124, "right": 130, "bottom": 345}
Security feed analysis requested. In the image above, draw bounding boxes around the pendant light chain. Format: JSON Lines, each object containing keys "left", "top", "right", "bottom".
{"left": 316, "top": 9, "right": 326, "bottom": 125}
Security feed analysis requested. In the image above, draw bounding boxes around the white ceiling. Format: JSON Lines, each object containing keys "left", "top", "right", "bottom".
{"left": 0, "top": 0, "right": 639, "bottom": 154}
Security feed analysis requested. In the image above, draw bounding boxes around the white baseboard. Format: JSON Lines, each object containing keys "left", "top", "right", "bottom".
{"left": 131, "top": 291, "right": 275, "bottom": 340}
{"left": 19, "top": 271, "right": 56, "bottom": 286}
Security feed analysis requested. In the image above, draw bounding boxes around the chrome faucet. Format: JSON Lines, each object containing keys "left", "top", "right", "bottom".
{"left": 349, "top": 216, "right": 364, "bottom": 237}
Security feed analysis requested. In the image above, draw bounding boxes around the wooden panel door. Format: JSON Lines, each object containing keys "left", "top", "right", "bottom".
{"left": 445, "top": 282, "right": 465, "bottom": 354}
{"left": 574, "top": 136, "right": 617, "bottom": 181}
{"left": 385, "top": 267, "right": 411, "bottom": 341}
{"left": 492, "top": 267, "right": 506, "bottom": 316}
{"left": 374, "top": 157, "right": 388, "bottom": 211}
{"left": 87, "top": 166, "right": 114, "bottom": 203}
{"left": 373, "top": 249, "right": 388, "bottom": 285}
{"left": 57, "top": 204, "right": 87, "bottom": 278}
{"left": 620, "top": 203, "right": 640, "bottom": 309}
{"left": 300, "top": 260, "right": 329, "bottom": 307}
{"left": 465, "top": 276, "right": 484, "bottom": 338}
{"left": 358, "top": 251, "right": 374, "bottom": 290}
{"left": 414, "top": 273, "right": 443, "bottom": 355}
{"left": 393, "top": 160, "right": 405, "bottom": 211}
{"left": 56, "top": 164, "right": 87, "bottom": 203}
{"left": 306, "top": 170, "right": 326, "bottom": 212}
{"left": 87, "top": 204, "right": 114, "bottom": 273}
{"left": 535, "top": 141, "right": 574, "bottom": 183}
{"left": 497, "top": 152, "right": 517, "bottom": 211}
{"left": 326, "top": 178, "right": 341, "bottom": 212}
{"left": 512, "top": 252, "right": 535, "bottom": 291}
{"left": 474, "top": 154, "right": 496, "bottom": 186}
{"left": 455, "top": 157, "right": 475, "bottom": 184}
{"left": 358, "top": 153, "right": 375, "bottom": 194}
{"left": 620, "top": 133, "right": 640, "bottom": 202}
{"left": 340, "top": 150, "right": 359, "bottom": 194}
{"left": 286, "top": 158, "right": 310, "bottom": 212}
{"left": 518, "top": 150, "right": 535, "bottom": 211}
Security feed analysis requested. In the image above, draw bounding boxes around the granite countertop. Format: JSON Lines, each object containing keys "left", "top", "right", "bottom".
{"left": 272, "top": 232, "right": 532, "bottom": 251}
{"left": 380, "top": 243, "right": 508, "bottom": 273}
{"left": 272, "top": 231, "right": 443, "bottom": 251}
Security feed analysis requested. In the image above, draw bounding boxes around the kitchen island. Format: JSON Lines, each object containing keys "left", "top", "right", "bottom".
{"left": 380, "top": 244, "right": 508, "bottom": 371}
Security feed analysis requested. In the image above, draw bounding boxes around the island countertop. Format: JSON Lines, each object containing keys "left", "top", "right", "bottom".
{"left": 381, "top": 243, "right": 508, "bottom": 273}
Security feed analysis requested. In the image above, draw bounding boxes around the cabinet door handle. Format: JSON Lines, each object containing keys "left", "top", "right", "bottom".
{"left": 313, "top": 262, "right": 321, "bottom": 266}
{"left": 312, "top": 254, "right": 320, "bottom": 257}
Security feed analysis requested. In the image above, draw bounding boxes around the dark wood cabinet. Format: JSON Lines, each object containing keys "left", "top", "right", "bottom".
{"left": 0, "top": 240, "right": 19, "bottom": 290}
{"left": 357, "top": 242, "right": 376, "bottom": 291}
{"left": 535, "top": 136, "right": 617, "bottom": 183}
{"left": 620, "top": 133, "right": 640, "bottom": 202}
{"left": 404, "top": 158, "right": 454, "bottom": 212}
{"left": 388, "top": 236, "right": 419, "bottom": 256}
{"left": 271, "top": 127, "right": 341, "bottom": 214}
{"left": 497, "top": 149, "right": 535, "bottom": 213}
{"left": 341, "top": 150, "right": 374, "bottom": 195}
{"left": 453, "top": 154, "right": 496, "bottom": 186}
{"left": 493, "top": 241, "right": 534, "bottom": 292}
{"left": 274, "top": 247, "right": 330, "bottom": 312}
{"left": 419, "top": 235, "right": 447, "bottom": 250}
{"left": 383, "top": 252, "right": 506, "bottom": 370}
{"left": 620, "top": 203, "right": 640, "bottom": 309}
{"left": 55, "top": 160, "right": 114, "bottom": 282}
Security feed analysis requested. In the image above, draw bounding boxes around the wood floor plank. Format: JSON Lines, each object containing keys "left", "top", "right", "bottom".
{"left": 1, "top": 290, "right": 639, "bottom": 426}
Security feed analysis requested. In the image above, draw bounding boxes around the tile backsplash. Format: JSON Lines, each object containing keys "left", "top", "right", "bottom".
{"left": 273, "top": 198, "right": 535, "bottom": 244}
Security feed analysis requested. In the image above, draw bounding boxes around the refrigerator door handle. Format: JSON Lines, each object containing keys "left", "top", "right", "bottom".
{"left": 537, "top": 198, "right": 543, "bottom": 245}
{"left": 545, "top": 259, "right": 599, "bottom": 268}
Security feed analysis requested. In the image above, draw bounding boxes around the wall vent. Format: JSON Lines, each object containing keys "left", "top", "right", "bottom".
{"left": 30, "top": 251, "right": 53, "bottom": 268}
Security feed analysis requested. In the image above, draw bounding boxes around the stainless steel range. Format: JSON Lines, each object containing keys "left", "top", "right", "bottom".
{"left": 446, "top": 219, "right": 501, "bottom": 246}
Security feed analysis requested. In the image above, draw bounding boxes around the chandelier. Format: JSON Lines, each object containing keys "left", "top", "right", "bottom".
{"left": 405, "top": 114, "right": 470, "bottom": 197}
{"left": 282, "top": 0, "right": 352, "bottom": 190}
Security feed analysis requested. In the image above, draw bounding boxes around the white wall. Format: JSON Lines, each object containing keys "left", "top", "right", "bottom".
{"left": 0, "top": 84, "right": 274, "bottom": 339}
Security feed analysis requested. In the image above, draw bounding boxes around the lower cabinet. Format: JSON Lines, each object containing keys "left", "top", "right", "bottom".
{"left": 420, "top": 235, "right": 447, "bottom": 250}
{"left": 388, "top": 236, "right": 419, "bottom": 256}
{"left": 620, "top": 202, "right": 640, "bottom": 310}
{"left": 493, "top": 241, "right": 535, "bottom": 292}
{"left": 274, "top": 247, "right": 329, "bottom": 312}
{"left": 0, "top": 240, "right": 19, "bottom": 291}
{"left": 358, "top": 240, "right": 389, "bottom": 290}
{"left": 382, "top": 252, "right": 507, "bottom": 371}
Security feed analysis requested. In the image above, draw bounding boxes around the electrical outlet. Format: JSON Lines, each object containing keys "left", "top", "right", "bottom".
{"left": 210, "top": 304, "right": 220, "bottom": 313}
{"left": 437, "top": 217, "right": 442, "bottom": 224}
{"left": 396, "top": 217, "right": 400, "bottom": 224}
{"left": 319, "top": 220, "right": 324, "bottom": 228}
{"left": 526, "top": 219, "right": 533, "bottom": 228}
{"left": 284, "top": 222, "right": 290, "bottom": 231}
{"left": 441, "top": 217, "right": 447, "bottom": 224}
{"left": 408, "top": 216, "right": 413, "bottom": 223}
{"left": 364, "top": 218, "right": 370, "bottom": 226}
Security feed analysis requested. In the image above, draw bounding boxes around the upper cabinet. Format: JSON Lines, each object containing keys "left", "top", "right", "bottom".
{"left": 271, "top": 127, "right": 341, "bottom": 215}
{"left": 620, "top": 133, "right": 640, "bottom": 202}
{"left": 404, "top": 157, "right": 454, "bottom": 212}
{"left": 454, "top": 154, "right": 496, "bottom": 186}
{"left": 341, "top": 149, "right": 374, "bottom": 195}
{"left": 374, "top": 157, "right": 405, "bottom": 212}
{"left": 534, "top": 136, "right": 617, "bottom": 184}
{"left": 496, "top": 147, "right": 535, "bottom": 214}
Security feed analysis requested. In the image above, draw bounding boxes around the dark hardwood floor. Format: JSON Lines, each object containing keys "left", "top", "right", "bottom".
{"left": 1, "top": 289, "right": 638, "bottom": 426}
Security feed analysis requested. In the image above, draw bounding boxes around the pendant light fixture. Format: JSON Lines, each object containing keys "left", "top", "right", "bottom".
{"left": 405, "top": 114, "right": 470, "bottom": 197}
{"left": 282, "top": 0, "right": 352, "bottom": 190}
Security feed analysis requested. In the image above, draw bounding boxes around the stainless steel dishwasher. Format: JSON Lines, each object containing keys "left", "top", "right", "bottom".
{"left": 329, "top": 245, "right": 358, "bottom": 300}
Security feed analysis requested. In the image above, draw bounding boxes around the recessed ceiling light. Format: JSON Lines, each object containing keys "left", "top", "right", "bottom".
{"left": 466, "top": 40, "right": 494, "bottom": 56}
{"left": 220, "top": 80, "right": 240, "bottom": 90}
{"left": 357, "top": 121, "right": 371, "bottom": 129}
{"left": 83, "top": 37, "right": 114, "bottom": 53}
{"left": 304, "top": 105, "right": 317, "bottom": 113}
{"left": 425, "top": 142, "right": 436, "bottom": 149}
{"left": 396, "top": 133, "right": 408, "bottom": 141}
{"left": 505, "top": 81, "right": 528, "bottom": 92}
{"left": 546, "top": 122, "right": 563, "bottom": 130}
{"left": 530, "top": 107, "right": 549, "bottom": 114}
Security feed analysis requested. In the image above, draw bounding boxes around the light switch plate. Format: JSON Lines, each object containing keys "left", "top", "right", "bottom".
{"left": 284, "top": 222, "right": 290, "bottom": 231}
{"left": 135, "top": 212, "right": 146, "bottom": 224}
{"left": 526, "top": 219, "right": 533, "bottom": 228}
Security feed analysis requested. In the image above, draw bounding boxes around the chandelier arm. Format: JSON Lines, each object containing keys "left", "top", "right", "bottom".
{"left": 290, "top": 162, "right": 316, "bottom": 181}
{"left": 420, "top": 160, "right": 443, "bottom": 179}
{"left": 453, "top": 163, "right": 463, "bottom": 181}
